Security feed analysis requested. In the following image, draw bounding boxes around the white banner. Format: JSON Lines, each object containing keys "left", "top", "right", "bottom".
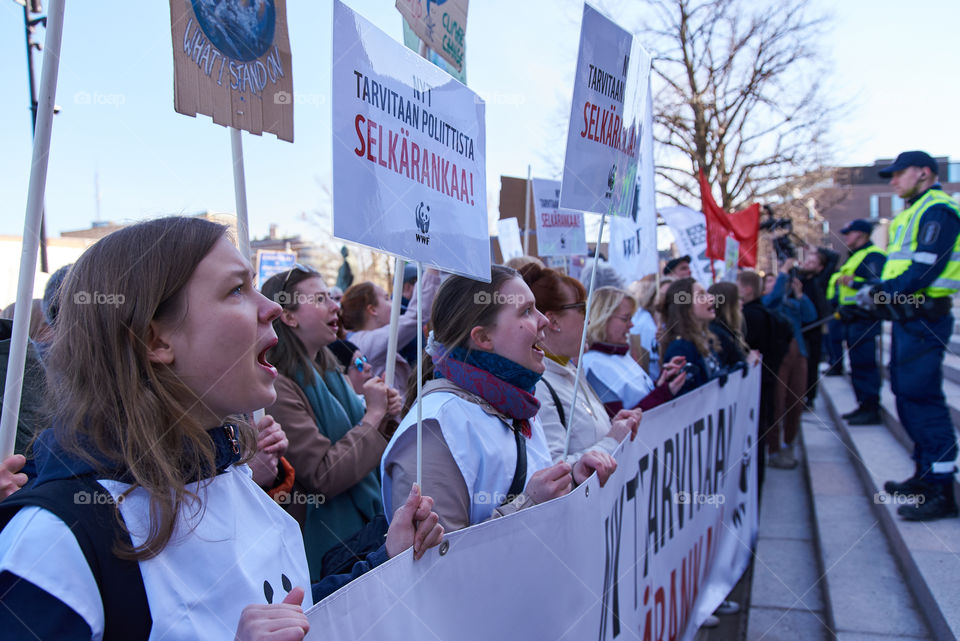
{"left": 722, "top": 237, "right": 740, "bottom": 282}
{"left": 532, "top": 178, "right": 587, "bottom": 257}
{"left": 496, "top": 217, "right": 523, "bottom": 261}
{"left": 306, "top": 366, "right": 761, "bottom": 641}
{"left": 659, "top": 205, "right": 713, "bottom": 286}
{"left": 560, "top": 4, "right": 651, "bottom": 217}
{"left": 332, "top": 0, "right": 489, "bottom": 280}
{"left": 608, "top": 75, "right": 657, "bottom": 283}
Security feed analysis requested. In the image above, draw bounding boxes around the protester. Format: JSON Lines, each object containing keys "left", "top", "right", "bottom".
{"left": 398, "top": 263, "right": 420, "bottom": 366}
{"left": 659, "top": 278, "right": 724, "bottom": 395}
{"left": 582, "top": 286, "right": 687, "bottom": 415}
{"left": 381, "top": 265, "right": 617, "bottom": 532}
{"left": 519, "top": 264, "right": 642, "bottom": 463}
{"left": 707, "top": 281, "right": 748, "bottom": 368}
{"left": 627, "top": 275, "right": 661, "bottom": 378}
{"left": 504, "top": 255, "right": 544, "bottom": 271}
{"left": 329, "top": 285, "right": 344, "bottom": 304}
{"left": 262, "top": 266, "right": 403, "bottom": 581}
{"left": 578, "top": 256, "right": 626, "bottom": 290}
{"left": 328, "top": 338, "right": 373, "bottom": 396}
{"left": 663, "top": 255, "right": 692, "bottom": 278}
{"left": 762, "top": 258, "right": 817, "bottom": 468}
{"left": 340, "top": 271, "right": 440, "bottom": 393}
{"left": 799, "top": 247, "right": 837, "bottom": 408}
{"left": 0, "top": 217, "right": 442, "bottom": 640}
{"left": 0, "top": 454, "right": 27, "bottom": 500}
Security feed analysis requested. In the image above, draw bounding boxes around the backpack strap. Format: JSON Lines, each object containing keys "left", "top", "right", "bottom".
{"left": 0, "top": 476, "right": 152, "bottom": 641}
{"left": 540, "top": 377, "right": 566, "bottom": 429}
{"left": 504, "top": 422, "right": 528, "bottom": 504}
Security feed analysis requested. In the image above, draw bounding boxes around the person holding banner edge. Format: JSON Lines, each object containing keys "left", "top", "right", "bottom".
{"left": 519, "top": 264, "right": 643, "bottom": 463}
{"left": 381, "top": 266, "right": 617, "bottom": 531}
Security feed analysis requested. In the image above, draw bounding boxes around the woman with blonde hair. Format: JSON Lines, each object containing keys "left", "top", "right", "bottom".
{"left": 581, "top": 287, "right": 687, "bottom": 417}
{"left": 627, "top": 275, "right": 661, "bottom": 378}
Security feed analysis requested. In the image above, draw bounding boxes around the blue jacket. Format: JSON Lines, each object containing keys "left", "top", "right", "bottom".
{"left": 663, "top": 338, "right": 722, "bottom": 396}
{"left": 762, "top": 273, "right": 818, "bottom": 357}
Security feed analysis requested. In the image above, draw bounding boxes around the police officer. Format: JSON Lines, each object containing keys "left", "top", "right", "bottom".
{"left": 858, "top": 151, "right": 960, "bottom": 521}
{"left": 831, "top": 220, "right": 886, "bottom": 425}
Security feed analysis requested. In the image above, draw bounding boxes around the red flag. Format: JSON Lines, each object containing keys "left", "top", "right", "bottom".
{"left": 698, "top": 169, "right": 732, "bottom": 261}
{"left": 697, "top": 169, "right": 760, "bottom": 268}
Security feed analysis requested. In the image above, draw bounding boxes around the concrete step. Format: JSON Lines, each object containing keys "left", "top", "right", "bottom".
{"left": 745, "top": 436, "right": 830, "bottom": 640}
{"left": 818, "top": 376, "right": 960, "bottom": 641}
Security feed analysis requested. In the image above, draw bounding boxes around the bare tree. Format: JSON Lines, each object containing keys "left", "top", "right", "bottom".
{"left": 638, "top": 0, "right": 836, "bottom": 210}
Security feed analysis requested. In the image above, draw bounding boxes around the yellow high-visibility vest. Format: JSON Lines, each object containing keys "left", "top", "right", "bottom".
{"left": 881, "top": 189, "right": 960, "bottom": 298}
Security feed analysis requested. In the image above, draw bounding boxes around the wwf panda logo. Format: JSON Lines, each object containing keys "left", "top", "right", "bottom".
{"left": 415, "top": 202, "right": 431, "bottom": 234}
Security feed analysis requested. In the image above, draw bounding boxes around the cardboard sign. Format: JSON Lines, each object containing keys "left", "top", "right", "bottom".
{"left": 396, "top": 0, "right": 468, "bottom": 72}
{"left": 332, "top": 1, "right": 489, "bottom": 280}
{"left": 532, "top": 179, "right": 586, "bottom": 256}
{"left": 496, "top": 217, "right": 523, "bottom": 261}
{"left": 560, "top": 3, "right": 651, "bottom": 217}
{"left": 256, "top": 249, "right": 297, "bottom": 286}
{"left": 169, "top": 0, "right": 294, "bottom": 142}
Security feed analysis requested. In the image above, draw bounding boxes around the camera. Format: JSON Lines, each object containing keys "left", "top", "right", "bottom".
{"left": 759, "top": 205, "right": 796, "bottom": 262}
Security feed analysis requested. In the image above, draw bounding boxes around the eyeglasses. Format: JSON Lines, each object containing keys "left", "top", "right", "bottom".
{"left": 352, "top": 355, "right": 369, "bottom": 372}
{"left": 556, "top": 301, "right": 586, "bottom": 313}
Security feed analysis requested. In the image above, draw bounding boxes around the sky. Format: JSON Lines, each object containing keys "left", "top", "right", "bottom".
{"left": 1, "top": 0, "right": 958, "bottom": 243}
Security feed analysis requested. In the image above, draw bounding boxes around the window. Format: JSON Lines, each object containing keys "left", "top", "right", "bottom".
{"left": 870, "top": 194, "right": 879, "bottom": 219}
{"left": 891, "top": 195, "right": 904, "bottom": 213}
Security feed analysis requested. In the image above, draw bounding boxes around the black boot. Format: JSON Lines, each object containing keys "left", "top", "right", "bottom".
{"left": 884, "top": 463, "right": 924, "bottom": 495}
{"left": 841, "top": 405, "right": 864, "bottom": 419}
{"left": 824, "top": 363, "right": 844, "bottom": 377}
{"left": 847, "top": 407, "right": 882, "bottom": 425}
{"left": 897, "top": 481, "right": 959, "bottom": 521}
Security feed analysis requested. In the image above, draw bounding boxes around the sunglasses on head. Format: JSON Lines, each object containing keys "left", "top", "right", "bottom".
{"left": 276, "top": 264, "right": 320, "bottom": 295}
{"left": 556, "top": 301, "right": 586, "bottom": 312}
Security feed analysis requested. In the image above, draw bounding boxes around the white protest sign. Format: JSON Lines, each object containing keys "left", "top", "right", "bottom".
{"left": 609, "top": 75, "right": 657, "bottom": 282}
{"left": 659, "top": 205, "right": 713, "bottom": 286}
{"left": 332, "top": 0, "right": 489, "bottom": 280}
{"left": 560, "top": 3, "right": 651, "bottom": 217}
{"left": 496, "top": 217, "right": 523, "bottom": 261}
{"left": 532, "top": 178, "right": 586, "bottom": 256}
{"left": 305, "top": 367, "right": 761, "bottom": 641}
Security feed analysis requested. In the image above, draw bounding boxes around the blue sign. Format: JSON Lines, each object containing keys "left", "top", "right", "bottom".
{"left": 257, "top": 250, "right": 297, "bottom": 286}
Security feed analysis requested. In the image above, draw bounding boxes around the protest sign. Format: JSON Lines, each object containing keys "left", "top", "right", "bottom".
{"left": 496, "top": 217, "right": 523, "bottom": 261}
{"left": 532, "top": 179, "right": 586, "bottom": 256}
{"left": 332, "top": 0, "right": 488, "bottom": 280}
{"left": 560, "top": 3, "right": 651, "bottom": 217}
{"left": 305, "top": 366, "right": 761, "bottom": 641}
{"left": 169, "top": 0, "right": 294, "bottom": 141}
{"left": 255, "top": 249, "right": 297, "bottom": 286}
{"left": 722, "top": 237, "right": 739, "bottom": 282}
{"left": 659, "top": 206, "right": 713, "bottom": 286}
{"left": 396, "top": 0, "right": 468, "bottom": 72}
{"left": 608, "top": 75, "right": 657, "bottom": 282}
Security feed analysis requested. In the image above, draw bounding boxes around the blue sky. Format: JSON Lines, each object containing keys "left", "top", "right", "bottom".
{"left": 1, "top": 0, "right": 957, "bottom": 241}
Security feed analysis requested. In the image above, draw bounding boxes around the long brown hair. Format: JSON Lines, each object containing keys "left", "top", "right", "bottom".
{"left": 339, "top": 281, "right": 377, "bottom": 331}
{"left": 47, "top": 216, "right": 257, "bottom": 560}
{"left": 708, "top": 282, "right": 746, "bottom": 350}
{"left": 260, "top": 267, "right": 337, "bottom": 386}
{"left": 658, "top": 278, "right": 715, "bottom": 357}
{"left": 405, "top": 265, "right": 519, "bottom": 410}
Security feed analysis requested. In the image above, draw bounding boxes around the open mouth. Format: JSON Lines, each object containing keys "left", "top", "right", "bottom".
{"left": 257, "top": 338, "right": 278, "bottom": 376}
{"left": 532, "top": 338, "right": 545, "bottom": 356}
{"left": 328, "top": 318, "right": 339, "bottom": 334}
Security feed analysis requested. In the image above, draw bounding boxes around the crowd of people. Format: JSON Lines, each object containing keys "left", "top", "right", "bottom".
{"left": 0, "top": 151, "right": 955, "bottom": 638}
